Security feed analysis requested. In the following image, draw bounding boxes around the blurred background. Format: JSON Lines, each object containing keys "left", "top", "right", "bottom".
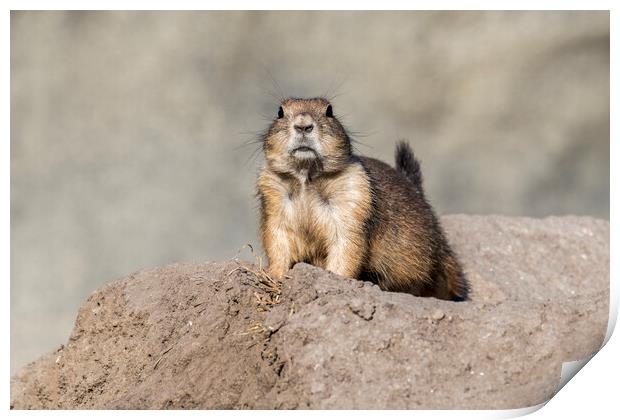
{"left": 11, "top": 11, "right": 609, "bottom": 373}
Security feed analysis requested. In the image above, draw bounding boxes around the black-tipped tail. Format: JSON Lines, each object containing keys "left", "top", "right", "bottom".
{"left": 395, "top": 141, "right": 423, "bottom": 188}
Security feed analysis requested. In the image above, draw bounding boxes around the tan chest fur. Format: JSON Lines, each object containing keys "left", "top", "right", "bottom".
{"left": 258, "top": 161, "right": 372, "bottom": 277}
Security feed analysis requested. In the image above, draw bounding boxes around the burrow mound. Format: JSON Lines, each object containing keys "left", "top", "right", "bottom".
{"left": 11, "top": 215, "right": 609, "bottom": 409}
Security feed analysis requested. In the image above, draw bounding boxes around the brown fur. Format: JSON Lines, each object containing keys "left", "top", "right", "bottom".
{"left": 257, "top": 98, "right": 468, "bottom": 301}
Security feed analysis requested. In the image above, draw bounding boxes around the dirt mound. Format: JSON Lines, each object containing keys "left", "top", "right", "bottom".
{"left": 11, "top": 215, "right": 609, "bottom": 409}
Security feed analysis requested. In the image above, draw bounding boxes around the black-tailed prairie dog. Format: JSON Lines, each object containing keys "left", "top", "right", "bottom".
{"left": 257, "top": 97, "right": 468, "bottom": 301}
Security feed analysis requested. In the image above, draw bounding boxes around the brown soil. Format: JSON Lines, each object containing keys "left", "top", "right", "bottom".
{"left": 10, "top": 215, "right": 609, "bottom": 409}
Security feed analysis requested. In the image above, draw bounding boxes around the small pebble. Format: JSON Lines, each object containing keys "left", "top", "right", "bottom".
{"left": 431, "top": 310, "right": 445, "bottom": 321}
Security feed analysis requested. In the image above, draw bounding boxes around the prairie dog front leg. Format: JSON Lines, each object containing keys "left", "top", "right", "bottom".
{"left": 324, "top": 224, "right": 367, "bottom": 279}
{"left": 257, "top": 171, "right": 295, "bottom": 278}
{"left": 261, "top": 222, "right": 292, "bottom": 278}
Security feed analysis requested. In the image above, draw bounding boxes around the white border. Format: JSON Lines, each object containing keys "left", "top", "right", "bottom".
{"left": 4, "top": 2, "right": 616, "bottom": 419}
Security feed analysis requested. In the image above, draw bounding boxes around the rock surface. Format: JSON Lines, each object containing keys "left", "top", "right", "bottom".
{"left": 11, "top": 215, "right": 609, "bottom": 409}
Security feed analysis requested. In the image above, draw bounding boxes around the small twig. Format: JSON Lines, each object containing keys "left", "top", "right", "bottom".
{"left": 153, "top": 345, "right": 174, "bottom": 370}
{"left": 226, "top": 266, "right": 244, "bottom": 277}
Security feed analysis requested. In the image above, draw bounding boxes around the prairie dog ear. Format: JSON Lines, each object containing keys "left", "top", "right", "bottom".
{"left": 326, "top": 104, "right": 334, "bottom": 118}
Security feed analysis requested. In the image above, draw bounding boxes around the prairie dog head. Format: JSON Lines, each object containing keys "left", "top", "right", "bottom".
{"left": 262, "top": 98, "right": 352, "bottom": 177}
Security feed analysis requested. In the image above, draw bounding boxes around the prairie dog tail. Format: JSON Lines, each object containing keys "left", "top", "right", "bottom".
{"left": 395, "top": 141, "right": 423, "bottom": 189}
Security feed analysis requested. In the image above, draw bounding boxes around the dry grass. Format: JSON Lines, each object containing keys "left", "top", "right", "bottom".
{"left": 235, "top": 321, "right": 268, "bottom": 336}
{"left": 228, "top": 244, "right": 284, "bottom": 312}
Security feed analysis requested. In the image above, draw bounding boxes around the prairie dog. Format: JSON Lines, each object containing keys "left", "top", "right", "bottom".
{"left": 256, "top": 97, "right": 468, "bottom": 301}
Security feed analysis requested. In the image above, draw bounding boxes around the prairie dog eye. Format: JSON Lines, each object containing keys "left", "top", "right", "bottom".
{"left": 277, "top": 106, "right": 284, "bottom": 119}
{"left": 326, "top": 105, "right": 334, "bottom": 118}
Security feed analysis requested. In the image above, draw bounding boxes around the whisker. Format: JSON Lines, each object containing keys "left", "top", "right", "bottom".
{"left": 243, "top": 144, "right": 265, "bottom": 167}
{"left": 350, "top": 137, "right": 374, "bottom": 150}
{"left": 233, "top": 139, "right": 263, "bottom": 151}
{"left": 263, "top": 67, "right": 286, "bottom": 102}
{"left": 324, "top": 74, "right": 350, "bottom": 102}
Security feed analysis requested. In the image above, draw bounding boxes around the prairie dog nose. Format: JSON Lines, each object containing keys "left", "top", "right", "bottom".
{"left": 295, "top": 124, "right": 314, "bottom": 134}
{"left": 293, "top": 114, "right": 315, "bottom": 134}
